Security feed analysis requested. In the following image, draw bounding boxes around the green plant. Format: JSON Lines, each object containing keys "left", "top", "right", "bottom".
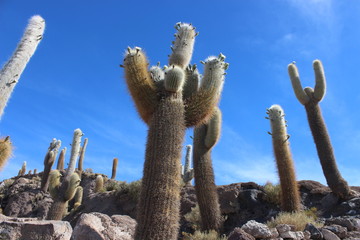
{"left": 193, "top": 107, "right": 223, "bottom": 231}
{"left": 288, "top": 60, "right": 350, "bottom": 198}
{"left": 111, "top": 158, "right": 118, "bottom": 180}
{"left": 0, "top": 136, "right": 12, "bottom": 171}
{"left": 263, "top": 182, "right": 281, "bottom": 206}
{"left": 266, "top": 211, "right": 323, "bottom": 231}
{"left": 94, "top": 175, "right": 104, "bottom": 193}
{"left": 117, "top": 179, "right": 142, "bottom": 202}
{"left": 0, "top": 16, "right": 45, "bottom": 118}
{"left": 41, "top": 138, "right": 61, "bottom": 192}
{"left": 123, "top": 22, "right": 227, "bottom": 240}
{"left": 184, "top": 204, "right": 202, "bottom": 231}
{"left": 266, "top": 105, "right": 300, "bottom": 212}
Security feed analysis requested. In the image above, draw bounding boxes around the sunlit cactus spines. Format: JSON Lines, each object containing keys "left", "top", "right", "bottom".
{"left": 111, "top": 158, "right": 118, "bottom": 180}
{"left": 41, "top": 138, "right": 61, "bottom": 192}
{"left": 66, "top": 129, "right": 83, "bottom": 178}
{"left": 77, "top": 138, "right": 88, "bottom": 174}
{"left": 0, "top": 136, "right": 12, "bottom": 171}
{"left": 0, "top": 15, "right": 45, "bottom": 118}
{"left": 57, "top": 147, "right": 66, "bottom": 171}
{"left": 182, "top": 145, "right": 194, "bottom": 185}
{"left": 169, "top": 23, "right": 196, "bottom": 68}
{"left": 193, "top": 107, "right": 223, "bottom": 232}
{"left": 123, "top": 22, "right": 227, "bottom": 240}
{"left": 267, "top": 104, "right": 300, "bottom": 212}
{"left": 288, "top": 60, "right": 350, "bottom": 198}
{"left": 94, "top": 175, "right": 104, "bottom": 193}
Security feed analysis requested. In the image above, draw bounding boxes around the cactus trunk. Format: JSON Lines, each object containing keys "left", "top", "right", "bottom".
{"left": 47, "top": 197, "right": 67, "bottom": 220}
{"left": 304, "top": 97, "right": 350, "bottom": 198}
{"left": 135, "top": 92, "right": 185, "bottom": 240}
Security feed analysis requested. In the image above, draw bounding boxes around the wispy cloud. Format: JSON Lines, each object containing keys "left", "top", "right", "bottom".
{"left": 288, "top": 0, "right": 335, "bottom": 25}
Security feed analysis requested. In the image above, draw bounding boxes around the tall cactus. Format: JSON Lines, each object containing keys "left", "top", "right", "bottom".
{"left": 193, "top": 107, "right": 223, "bottom": 231}
{"left": 94, "top": 175, "right": 104, "bottom": 193}
{"left": 47, "top": 129, "right": 83, "bottom": 220}
{"left": 182, "top": 145, "right": 194, "bottom": 185}
{"left": 111, "top": 157, "right": 118, "bottom": 180}
{"left": 0, "top": 15, "right": 45, "bottom": 118}
{"left": 288, "top": 60, "right": 350, "bottom": 198}
{"left": 123, "top": 23, "right": 227, "bottom": 240}
{"left": 266, "top": 105, "right": 300, "bottom": 212}
{"left": 77, "top": 138, "right": 88, "bottom": 174}
{"left": 0, "top": 136, "right": 12, "bottom": 171}
{"left": 41, "top": 138, "right": 61, "bottom": 192}
{"left": 56, "top": 147, "right": 66, "bottom": 171}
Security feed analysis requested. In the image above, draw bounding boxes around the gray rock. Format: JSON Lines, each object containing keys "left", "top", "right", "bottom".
{"left": 71, "top": 212, "right": 136, "bottom": 240}
{"left": 0, "top": 215, "right": 72, "bottom": 240}
{"left": 326, "top": 217, "right": 360, "bottom": 231}
{"left": 241, "top": 220, "right": 272, "bottom": 239}
{"left": 304, "top": 223, "right": 323, "bottom": 239}
{"left": 228, "top": 227, "right": 256, "bottom": 240}
{"left": 276, "top": 224, "right": 292, "bottom": 233}
{"left": 324, "top": 224, "right": 347, "bottom": 238}
{"left": 321, "top": 228, "right": 341, "bottom": 240}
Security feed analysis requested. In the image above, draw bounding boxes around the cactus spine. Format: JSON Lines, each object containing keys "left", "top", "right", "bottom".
{"left": 111, "top": 158, "right": 118, "bottom": 180}
{"left": 193, "top": 107, "right": 223, "bottom": 231}
{"left": 94, "top": 175, "right": 104, "bottom": 193}
{"left": 267, "top": 105, "right": 300, "bottom": 212}
{"left": 41, "top": 139, "right": 61, "bottom": 192}
{"left": 57, "top": 147, "right": 66, "bottom": 171}
{"left": 47, "top": 129, "right": 83, "bottom": 220}
{"left": 77, "top": 138, "right": 88, "bottom": 174}
{"left": 288, "top": 60, "right": 350, "bottom": 198}
{"left": 0, "top": 16, "right": 45, "bottom": 118}
{"left": 0, "top": 136, "right": 12, "bottom": 171}
{"left": 123, "top": 23, "right": 227, "bottom": 240}
{"left": 182, "top": 145, "right": 194, "bottom": 185}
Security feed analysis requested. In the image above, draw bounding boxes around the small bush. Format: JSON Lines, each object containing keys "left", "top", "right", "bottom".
{"left": 105, "top": 179, "right": 123, "bottom": 191}
{"left": 263, "top": 182, "right": 281, "bottom": 205}
{"left": 182, "top": 230, "right": 226, "bottom": 240}
{"left": 266, "top": 211, "right": 323, "bottom": 231}
{"left": 184, "top": 204, "right": 202, "bottom": 231}
{"left": 117, "top": 180, "right": 142, "bottom": 202}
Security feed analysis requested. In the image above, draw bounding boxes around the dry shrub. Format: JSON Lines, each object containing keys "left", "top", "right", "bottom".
{"left": 184, "top": 204, "right": 202, "bottom": 231}
{"left": 182, "top": 230, "right": 226, "bottom": 240}
{"left": 263, "top": 181, "right": 281, "bottom": 205}
{"left": 266, "top": 211, "right": 323, "bottom": 231}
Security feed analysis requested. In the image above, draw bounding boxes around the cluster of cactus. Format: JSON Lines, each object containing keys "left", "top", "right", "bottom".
{"left": 122, "top": 22, "right": 227, "bottom": 239}
{"left": 181, "top": 145, "right": 194, "bottom": 185}
{"left": 288, "top": 60, "right": 351, "bottom": 198}
{"left": 193, "top": 107, "right": 223, "bottom": 231}
{"left": 47, "top": 129, "right": 84, "bottom": 220}
{"left": 266, "top": 105, "right": 300, "bottom": 212}
{"left": 41, "top": 138, "right": 61, "bottom": 192}
{"left": 0, "top": 15, "right": 45, "bottom": 118}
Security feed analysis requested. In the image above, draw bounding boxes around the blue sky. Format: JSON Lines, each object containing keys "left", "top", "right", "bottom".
{"left": 1, "top": 0, "right": 360, "bottom": 186}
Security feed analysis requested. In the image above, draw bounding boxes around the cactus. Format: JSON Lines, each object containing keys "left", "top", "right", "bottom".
{"left": 41, "top": 138, "right": 61, "bottom": 192}
{"left": 73, "top": 186, "right": 83, "bottom": 210}
{"left": 0, "top": 136, "right": 12, "bottom": 170}
{"left": 111, "top": 158, "right": 118, "bottom": 180}
{"left": 77, "top": 138, "right": 88, "bottom": 174}
{"left": 193, "top": 107, "right": 223, "bottom": 232}
{"left": 288, "top": 60, "right": 350, "bottom": 198}
{"left": 0, "top": 16, "right": 45, "bottom": 118}
{"left": 123, "top": 23, "right": 227, "bottom": 240}
{"left": 266, "top": 105, "right": 300, "bottom": 212}
{"left": 47, "top": 129, "right": 83, "bottom": 220}
{"left": 94, "top": 175, "right": 104, "bottom": 193}
{"left": 18, "top": 161, "right": 26, "bottom": 176}
{"left": 34, "top": 169, "right": 37, "bottom": 174}
{"left": 182, "top": 145, "right": 194, "bottom": 185}
{"left": 56, "top": 147, "right": 66, "bottom": 171}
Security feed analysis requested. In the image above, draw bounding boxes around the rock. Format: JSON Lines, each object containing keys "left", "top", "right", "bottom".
{"left": 321, "top": 228, "right": 341, "bottom": 240}
{"left": 326, "top": 217, "right": 360, "bottom": 231}
{"left": 0, "top": 215, "right": 72, "bottom": 240}
{"left": 303, "top": 230, "right": 311, "bottom": 240}
{"left": 228, "top": 227, "right": 255, "bottom": 240}
{"left": 241, "top": 220, "right": 272, "bottom": 239}
{"left": 345, "top": 230, "right": 360, "bottom": 239}
{"left": 279, "top": 231, "right": 297, "bottom": 239}
{"left": 270, "top": 227, "right": 279, "bottom": 238}
{"left": 324, "top": 224, "right": 348, "bottom": 238}
{"left": 276, "top": 224, "right": 292, "bottom": 233}
{"left": 295, "top": 231, "right": 305, "bottom": 239}
{"left": 71, "top": 212, "right": 136, "bottom": 240}
{"left": 304, "top": 223, "right": 323, "bottom": 239}
{"left": 321, "top": 193, "right": 340, "bottom": 209}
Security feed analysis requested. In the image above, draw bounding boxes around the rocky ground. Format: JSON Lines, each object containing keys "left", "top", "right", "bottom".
{"left": 0, "top": 172, "right": 359, "bottom": 239}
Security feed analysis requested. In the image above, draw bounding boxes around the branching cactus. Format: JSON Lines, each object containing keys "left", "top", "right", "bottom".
{"left": 266, "top": 105, "right": 300, "bottom": 212}
{"left": 0, "top": 136, "right": 12, "bottom": 171}
{"left": 193, "top": 107, "right": 223, "bottom": 232}
{"left": 288, "top": 60, "right": 351, "bottom": 198}
{"left": 182, "top": 145, "right": 194, "bottom": 185}
{"left": 56, "top": 147, "right": 66, "bottom": 171}
{"left": 111, "top": 158, "right": 118, "bottom": 180}
{"left": 0, "top": 15, "right": 45, "bottom": 118}
{"left": 18, "top": 161, "right": 26, "bottom": 176}
{"left": 77, "top": 138, "right": 88, "bottom": 174}
{"left": 123, "top": 23, "right": 227, "bottom": 240}
{"left": 47, "top": 129, "right": 83, "bottom": 220}
{"left": 41, "top": 138, "right": 61, "bottom": 192}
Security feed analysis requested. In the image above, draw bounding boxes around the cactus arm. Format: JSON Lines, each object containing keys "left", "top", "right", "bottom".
{"left": 41, "top": 139, "right": 61, "bottom": 192}
{"left": 164, "top": 66, "right": 185, "bottom": 93}
{"left": 313, "top": 60, "right": 326, "bottom": 102}
{"left": 56, "top": 147, "right": 66, "bottom": 170}
{"left": 19, "top": 161, "right": 27, "bottom": 175}
{"left": 204, "top": 107, "right": 222, "bottom": 149}
{"left": 49, "top": 170, "right": 61, "bottom": 198}
{"left": 64, "top": 172, "right": 80, "bottom": 201}
{"left": 0, "top": 16, "right": 45, "bottom": 118}
{"left": 288, "top": 63, "right": 310, "bottom": 105}
{"left": 183, "top": 64, "right": 200, "bottom": 100}
{"left": 77, "top": 138, "right": 88, "bottom": 173}
{"left": 123, "top": 47, "right": 157, "bottom": 124}
{"left": 66, "top": 129, "right": 82, "bottom": 178}
{"left": 182, "top": 145, "right": 194, "bottom": 185}
{"left": 0, "top": 136, "right": 12, "bottom": 171}
{"left": 267, "top": 105, "right": 300, "bottom": 212}
{"left": 94, "top": 175, "right": 104, "bottom": 193}
{"left": 73, "top": 186, "right": 83, "bottom": 210}
{"left": 111, "top": 158, "right": 118, "bottom": 180}
{"left": 185, "top": 55, "right": 227, "bottom": 127}
{"left": 169, "top": 23, "right": 196, "bottom": 69}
